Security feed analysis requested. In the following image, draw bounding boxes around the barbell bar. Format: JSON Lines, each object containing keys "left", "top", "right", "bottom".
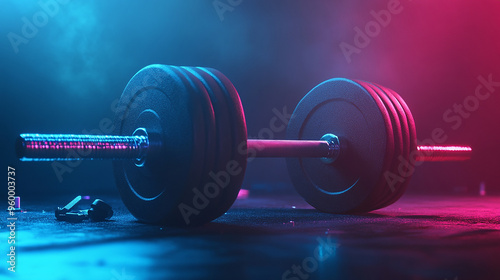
{"left": 17, "top": 134, "right": 471, "bottom": 162}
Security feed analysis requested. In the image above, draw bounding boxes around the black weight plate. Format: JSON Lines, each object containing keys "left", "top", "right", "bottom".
{"left": 172, "top": 66, "right": 219, "bottom": 225}
{"left": 196, "top": 67, "right": 248, "bottom": 219}
{"left": 370, "top": 84, "right": 408, "bottom": 209}
{"left": 184, "top": 67, "right": 231, "bottom": 184}
{"left": 113, "top": 65, "right": 209, "bottom": 225}
{"left": 380, "top": 86, "right": 416, "bottom": 207}
{"left": 355, "top": 80, "right": 403, "bottom": 211}
{"left": 370, "top": 83, "right": 410, "bottom": 209}
{"left": 355, "top": 80, "right": 402, "bottom": 211}
{"left": 286, "top": 78, "right": 394, "bottom": 213}
{"left": 191, "top": 68, "right": 238, "bottom": 197}
{"left": 378, "top": 88, "right": 413, "bottom": 207}
{"left": 183, "top": 66, "right": 239, "bottom": 223}
{"left": 370, "top": 82, "right": 409, "bottom": 209}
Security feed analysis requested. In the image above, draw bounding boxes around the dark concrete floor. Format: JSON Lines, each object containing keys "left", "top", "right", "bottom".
{"left": 3, "top": 193, "right": 500, "bottom": 280}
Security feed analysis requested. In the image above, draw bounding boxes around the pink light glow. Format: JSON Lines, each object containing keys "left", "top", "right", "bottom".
{"left": 237, "top": 189, "right": 250, "bottom": 200}
{"left": 416, "top": 145, "right": 472, "bottom": 162}
{"left": 417, "top": 146, "right": 472, "bottom": 152}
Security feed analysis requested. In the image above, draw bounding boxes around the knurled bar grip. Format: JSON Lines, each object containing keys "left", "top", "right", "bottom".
{"left": 16, "top": 134, "right": 148, "bottom": 161}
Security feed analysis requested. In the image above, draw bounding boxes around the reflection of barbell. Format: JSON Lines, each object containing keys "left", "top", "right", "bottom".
{"left": 16, "top": 65, "right": 472, "bottom": 226}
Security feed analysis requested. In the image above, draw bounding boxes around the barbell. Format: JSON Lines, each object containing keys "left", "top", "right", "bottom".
{"left": 16, "top": 65, "right": 472, "bottom": 226}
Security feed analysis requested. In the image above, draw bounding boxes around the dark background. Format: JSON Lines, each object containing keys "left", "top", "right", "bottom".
{"left": 1, "top": 0, "right": 499, "bottom": 199}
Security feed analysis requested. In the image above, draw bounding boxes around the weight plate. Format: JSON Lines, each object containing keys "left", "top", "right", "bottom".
{"left": 113, "top": 65, "right": 210, "bottom": 225}
{"left": 369, "top": 82, "right": 409, "bottom": 209}
{"left": 379, "top": 86, "right": 416, "bottom": 207}
{"left": 183, "top": 66, "right": 241, "bottom": 223}
{"left": 196, "top": 67, "right": 248, "bottom": 219}
{"left": 173, "top": 66, "right": 219, "bottom": 225}
{"left": 355, "top": 80, "right": 403, "bottom": 211}
{"left": 286, "top": 78, "right": 394, "bottom": 213}
{"left": 184, "top": 67, "right": 231, "bottom": 184}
